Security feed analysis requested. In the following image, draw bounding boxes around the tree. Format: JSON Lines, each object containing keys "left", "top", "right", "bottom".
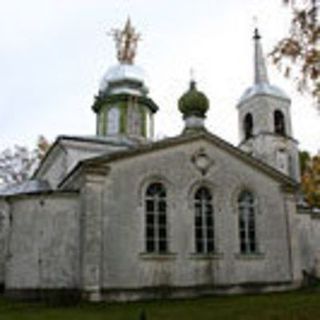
{"left": 0, "top": 136, "right": 50, "bottom": 186}
{"left": 301, "top": 153, "right": 320, "bottom": 208}
{"left": 299, "top": 150, "right": 311, "bottom": 173}
{"left": 37, "top": 135, "right": 50, "bottom": 160}
{"left": 271, "top": 0, "right": 320, "bottom": 108}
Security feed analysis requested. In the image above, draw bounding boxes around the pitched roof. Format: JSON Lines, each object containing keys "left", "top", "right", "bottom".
{"left": 0, "top": 179, "right": 51, "bottom": 197}
{"left": 33, "top": 134, "right": 137, "bottom": 178}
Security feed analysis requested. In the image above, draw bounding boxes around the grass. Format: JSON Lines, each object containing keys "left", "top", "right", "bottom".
{"left": 0, "top": 290, "right": 320, "bottom": 320}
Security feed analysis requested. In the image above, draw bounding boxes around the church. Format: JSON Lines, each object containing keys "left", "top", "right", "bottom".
{"left": 0, "top": 19, "right": 319, "bottom": 302}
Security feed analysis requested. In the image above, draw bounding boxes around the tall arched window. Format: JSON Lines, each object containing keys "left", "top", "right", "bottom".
{"left": 107, "top": 107, "right": 120, "bottom": 135}
{"left": 128, "top": 103, "right": 142, "bottom": 136}
{"left": 194, "top": 187, "right": 214, "bottom": 253}
{"left": 238, "top": 191, "right": 257, "bottom": 254}
{"left": 145, "top": 183, "right": 167, "bottom": 253}
{"left": 274, "top": 110, "right": 286, "bottom": 136}
{"left": 244, "top": 113, "right": 253, "bottom": 140}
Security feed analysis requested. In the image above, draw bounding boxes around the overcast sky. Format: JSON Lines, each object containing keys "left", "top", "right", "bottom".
{"left": 0, "top": 0, "right": 319, "bottom": 153}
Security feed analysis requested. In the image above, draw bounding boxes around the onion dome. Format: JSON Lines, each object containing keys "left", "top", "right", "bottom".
{"left": 92, "top": 19, "right": 159, "bottom": 142}
{"left": 178, "top": 80, "right": 209, "bottom": 119}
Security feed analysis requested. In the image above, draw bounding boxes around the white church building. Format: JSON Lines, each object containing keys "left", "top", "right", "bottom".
{"left": 0, "top": 20, "right": 319, "bottom": 302}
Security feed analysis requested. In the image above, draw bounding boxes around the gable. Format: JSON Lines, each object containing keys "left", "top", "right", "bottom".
{"left": 34, "top": 135, "right": 133, "bottom": 188}
{"left": 60, "top": 131, "right": 298, "bottom": 191}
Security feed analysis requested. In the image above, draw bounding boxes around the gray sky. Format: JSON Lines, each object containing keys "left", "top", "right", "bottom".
{"left": 0, "top": 0, "right": 319, "bottom": 153}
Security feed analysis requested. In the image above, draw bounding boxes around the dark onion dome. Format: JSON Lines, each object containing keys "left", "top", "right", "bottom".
{"left": 178, "top": 81, "right": 209, "bottom": 119}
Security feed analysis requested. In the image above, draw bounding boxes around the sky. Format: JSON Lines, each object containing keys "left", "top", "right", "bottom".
{"left": 0, "top": 0, "right": 319, "bottom": 154}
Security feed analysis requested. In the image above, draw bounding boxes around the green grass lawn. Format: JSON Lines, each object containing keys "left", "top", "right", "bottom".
{"left": 0, "top": 290, "right": 320, "bottom": 320}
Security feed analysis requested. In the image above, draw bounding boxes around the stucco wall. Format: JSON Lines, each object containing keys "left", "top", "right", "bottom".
{"left": 5, "top": 193, "right": 80, "bottom": 290}
{"left": 296, "top": 213, "right": 320, "bottom": 277}
{"left": 0, "top": 199, "right": 9, "bottom": 286}
{"left": 2, "top": 136, "right": 304, "bottom": 300}
{"left": 99, "top": 138, "right": 298, "bottom": 291}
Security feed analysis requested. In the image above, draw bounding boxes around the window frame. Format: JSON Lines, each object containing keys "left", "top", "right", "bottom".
{"left": 238, "top": 190, "right": 258, "bottom": 255}
{"left": 107, "top": 107, "right": 120, "bottom": 135}
{"left": 144, "top": 182, "right": 168, "bottom": 254}
{"left": 194, "top": 186, "right": 215, "bottom": 254}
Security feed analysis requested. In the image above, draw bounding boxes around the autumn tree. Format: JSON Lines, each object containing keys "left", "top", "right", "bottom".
{"left": 301, "top": 153, "right": 320, "bottom": 208}
{"left": 300, "top": 150, "right": 311, "bottom": 173}
{"left": 0, "top": 136, "right": 50, "bottom": 186}
{"left": 271, "top": 0, "right": 320, "bottom": 107}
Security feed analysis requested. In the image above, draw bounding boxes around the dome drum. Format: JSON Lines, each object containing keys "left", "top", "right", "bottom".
{"left": 92, "top": 93, "right": 159, "bottom": 114}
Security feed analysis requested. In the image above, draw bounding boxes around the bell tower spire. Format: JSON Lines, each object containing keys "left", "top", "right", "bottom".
{"left": 253, "top": 28, "right": 269, "bottom": 85}
{"left": 111, "top": 17, "right": 141, "bottom": 65}
{"left": 236, "top": 28, "right": 300, "bottom": 181}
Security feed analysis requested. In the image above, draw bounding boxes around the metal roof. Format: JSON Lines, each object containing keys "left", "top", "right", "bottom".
{"left": 0, "top": 180, "right": 51, "bottom": 197}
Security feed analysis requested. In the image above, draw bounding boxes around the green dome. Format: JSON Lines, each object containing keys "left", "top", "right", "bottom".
{"left": 178, "top": 81, "right": 209, "bottom": 119}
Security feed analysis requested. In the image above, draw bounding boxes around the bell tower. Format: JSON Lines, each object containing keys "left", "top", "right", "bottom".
{"left": 92, "top": 19, "right": 158, "bottom": 142}
{"left": 237, "top": 28, "right": 300, "bottom": 181}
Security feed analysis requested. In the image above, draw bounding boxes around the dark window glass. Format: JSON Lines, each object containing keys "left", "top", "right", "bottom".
{"left": 244, "top": 113, "right": 253, "bottom": 140}
{"left": 159, "top": 227, "right": 167, "bottom": 239}
{"left": 195, "top": 228, "right": 203, "bottom": 239}
{"left": 158, "top": 200, "right": 166, "bottom": 212}
{"left": 274, "top": 110, "right": 286, "bottom": 136}
{"left": 158, "top": 214, "right": 166, "bottom": 225}
{"left": 146, "top": 227, "right": 154, "bottom": 238}
{"left": 206, "top": 216, "right": 213, "bottom": 226}
{"left": 207, "top": 228, "right": 214, "bottom": 239}
{"left": 146, "top": 241, "right": 155, "bottom": 253}
{"left": 250, "top": 241, "right": 256, "bottom": 253}
{"left": 207, "top": 240, "right": 214, "bottom": 253}
{"left": 159, "top": 240, "right": 167, "bottom": 252}
{"left": 146, "top": 214, "right": 154, "bottom": 225}
{"left": 146, "top": 200, "right": 154, "bottom": 212}
{"left": 196, "top": 241, "right": 204, "bottom": 253}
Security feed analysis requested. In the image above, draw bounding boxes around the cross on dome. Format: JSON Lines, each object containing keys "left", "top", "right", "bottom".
{"left": 253, "top": 27, "right": 269, "bottom": 85}
{"left": 110, "top": 18, "right": 141, "bottom": 65}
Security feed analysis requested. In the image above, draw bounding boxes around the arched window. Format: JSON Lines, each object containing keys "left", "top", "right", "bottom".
{"left": 194, "top": 187, "right": 214, "bottom": 253}
{"left": 244, "top": 113, "right": 253, "bottom": 140}
{"left": 128, "top": 103, "right": 142, "bottom": 136}
{"left": 107, "top": 107, "right": 120, "bottom": 135}
{"left": 145, "top": 183, "right": 167, "bottom": 253}
{"left": 238, "top": 191, "right": 257, "bottom": 254}
{"left": 274, "top": 110, "right": 286, "bottom": 136}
